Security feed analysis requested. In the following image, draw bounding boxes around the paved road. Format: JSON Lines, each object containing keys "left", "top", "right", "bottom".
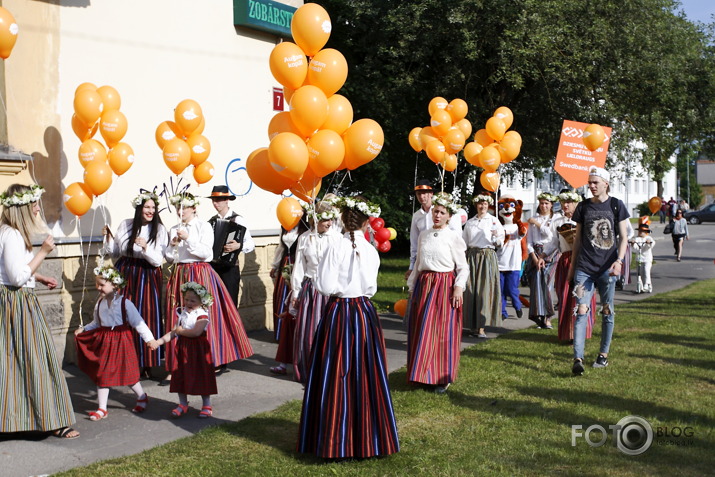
{"left": 3, "top": 222, "right": 713, "bottom": 477}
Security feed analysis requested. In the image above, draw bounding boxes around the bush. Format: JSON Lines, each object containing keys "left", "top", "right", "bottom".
{"left": 635, "top": 201, "right": 652, "bottom": 217}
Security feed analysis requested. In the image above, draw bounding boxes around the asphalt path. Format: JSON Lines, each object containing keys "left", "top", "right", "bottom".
{"left": 3, "top": 222, "right": 713, "bottom": 477}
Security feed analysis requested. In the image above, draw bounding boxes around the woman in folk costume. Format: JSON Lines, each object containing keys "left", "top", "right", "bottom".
{"left": 526, "top": 192, "right": 559, "bottom": 329}
{"left": 289, "top": 200, "right": 341, "bottom": 383}
{"left": 462, "top": 193, "right": 504, "bottom": 338}
{"left": 0, "top": 184, "right": 78, "bottom": 439}
{"left": 551, "top": 190, "right": 596, "bottom": 342}
{"left": 406, "top": 192, "right": 469, "bottom": 393}
{"left": 163, "top": 192, "right": 253, "bottom": 379}
{"left": 103, "top": 189, "right": 168, "bottom": 377}
{"left": 298, "top": 196, "right": 399, "bottom": 459}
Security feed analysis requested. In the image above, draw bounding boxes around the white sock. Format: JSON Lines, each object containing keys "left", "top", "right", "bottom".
{"left": 97, "top": 387, "right": 110, "bottom": 411}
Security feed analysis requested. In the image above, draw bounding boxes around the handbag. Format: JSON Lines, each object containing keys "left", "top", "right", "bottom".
{"left": 663, "top": 222, "right": 673, "bottom": 234}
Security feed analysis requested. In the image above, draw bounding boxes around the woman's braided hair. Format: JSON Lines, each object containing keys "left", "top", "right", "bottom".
{"left": 341, "top": 197, "right": 370, "bottom": 249}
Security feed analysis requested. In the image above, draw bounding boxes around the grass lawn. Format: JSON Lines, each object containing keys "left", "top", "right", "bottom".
{"left": 58, "top": 275, "right": 715, "bottom": 477}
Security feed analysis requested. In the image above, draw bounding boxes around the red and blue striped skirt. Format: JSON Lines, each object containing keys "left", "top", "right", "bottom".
{"left": 75, "top": 324, "right": 140, "bottom": 387}
{"left": 116, "top": 256, "right": 164, "bottom": 368}
{"left": 170, "top": 334, "right": 217, "bottom": 396}
{"left": 292, "top": 277, "right": 329, "bottom": 384}
{"left": 407, "top": 271, "right": 462, "bottom": 385}
{"left": 555, "top": 252, "right": 596, "bottom": 341}
{"left": 272, "top": 255, "right": 292, "bottom": 341}
{"left": 0, "top": 285, "right": 75, "bottom": 432}
{"left": 298, "top": 296, "right": 399, "bottom": 459}
{"left": 165, "top": 262, "right": 253, "bottom": 370}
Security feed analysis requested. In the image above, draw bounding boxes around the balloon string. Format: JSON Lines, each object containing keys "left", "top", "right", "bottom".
{"left": 412, "top": 152, "right": 419, "bottom": 215}
{"left": 75, "top": 216, "right": 90, "bottom": 327}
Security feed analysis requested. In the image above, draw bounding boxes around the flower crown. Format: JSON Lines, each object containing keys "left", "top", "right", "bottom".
{"left": 94, "top": 265, "right": 127, "bottom": 288}
{"left": 169, "top": 193, "right": 199, "bottom": 208}
{"left": 537, "top": 192, "right": 557, "bottom": 202}
{"left": 181, "top": 281, "right": 214, "bottom": 307}
{"left": 336, "top": 196, "right": 381, "bottom": 218}
{"left": 1, "top": 184, "right": 44, "bottom": 208}
{"left": 304, "top": 202, "right": 340, "bottom": 221}
{"left": 433, "top": 192, "right": 460, "bottom": 215}
{"left": 472, "top": 194, "right": 494, "bottom": 205}
{"left": 558, "top": 190, "right": 582, "bottom": 203}
{"left": 131, "top": 190, "right": 160, "bottom": 208}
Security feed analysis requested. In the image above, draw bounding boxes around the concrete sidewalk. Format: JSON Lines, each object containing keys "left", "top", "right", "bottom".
{"left": 3, "top": 222, "right": 714, "bottom": 477}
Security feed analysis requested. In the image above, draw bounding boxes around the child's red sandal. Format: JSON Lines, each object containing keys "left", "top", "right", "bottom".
{"left": 132, "top": 393, "right": 149, "bottom": 413}
{"left": 171, "top": 404, "right": 188, "bottom": 418}
{"left": 88, "top": 409, "right": 108, "bottom": 421}
{"left": 198, "top": 406, "right": 213, "bottom": 419}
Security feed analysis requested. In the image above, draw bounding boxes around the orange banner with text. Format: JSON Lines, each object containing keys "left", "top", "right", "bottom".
{"left": 554, "top": 120, "right": 612, "bottom": 188}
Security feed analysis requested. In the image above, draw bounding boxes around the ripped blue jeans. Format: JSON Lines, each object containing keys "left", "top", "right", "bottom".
{"left": 572, "top": 269, "right": 616, "bottom": 360}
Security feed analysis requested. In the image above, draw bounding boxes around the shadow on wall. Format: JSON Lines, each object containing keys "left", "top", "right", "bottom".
{"left": 31, "top": 126, "right": 68, "bottom": 226}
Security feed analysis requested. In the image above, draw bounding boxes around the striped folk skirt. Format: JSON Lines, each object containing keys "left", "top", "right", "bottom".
{"left": 407, "top": 271, "right": 462, "bottom": 386}
{"left": 555, "top": 252, "right": 596, "bottom": 341}
{"left": 529, "top": 250, "right": 560, "bottom": 318}
{"left": 170, "top": 335, "right": 217, "bottom": 396}
{"left": 0, "top": 285, "right": 75, "bottom": 432}
{"left": 75, "top": 324, "right": 140, "bottom": 387}
{"left": 464, "top": 248, "right": 502, "bottom": 330}
{"left": 165, "top": 262, "right": 253, "bottom": 370}
{"left": 272, "top": 255, "right": 292, "bottom": 341}
{"left": 292, "top": 278, "right": 329, "bottom": 384}
{"left": 621, "top": 242, "right": 632, "bottom": 284}
{"left": 298, "top": 297, "right": 399, "bottom": 459}
{"left": 116, "top": 257, "right": 164, "bottom": 368}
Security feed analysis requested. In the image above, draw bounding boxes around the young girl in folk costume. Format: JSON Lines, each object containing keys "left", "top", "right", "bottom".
{"left": 103, "top": 189, "right": 168, "bottom": 377}
{"left": 0, "top": 184, "right": 78, "bottom": 439}
{"left": 154, "top": 282, "right": 217, "bottom": 418}
{"left": 163, "top": 192, "right": 253, "bottom": 379}
{"left": 526, "top": 192, "right": 559, "bottom": 329}
{"left": 298, "top": 196, "right": 399, "bottom": 459}
{"left": 75, "top": 266, "right": 158, "bottom": 421}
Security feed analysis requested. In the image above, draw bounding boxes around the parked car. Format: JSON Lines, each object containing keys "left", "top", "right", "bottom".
{"left": 683, "top": 203, "right": 715, "bottom": 224}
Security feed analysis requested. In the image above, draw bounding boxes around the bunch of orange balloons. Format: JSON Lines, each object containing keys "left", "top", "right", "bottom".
{"left": 0, "top": 7, "right": 18, "bottom": 60}
{"left": 408, "top": 96, "right": 471, "bottom": 172}
{"left": 155, "top": 99, "right": 214, "bottom": 185}
{"left": 64, "top": 83, "right": 135, "bottom": 216}
{"left": 249, "top": 3, "right": 385, "bottom": 206}
{"left": 462, "top": 106, "right": 522, "bottom": 193}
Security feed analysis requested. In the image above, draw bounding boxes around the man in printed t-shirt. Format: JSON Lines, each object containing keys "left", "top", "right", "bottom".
{"left": 567, "top": 167, "right": 629, "bottom": 376}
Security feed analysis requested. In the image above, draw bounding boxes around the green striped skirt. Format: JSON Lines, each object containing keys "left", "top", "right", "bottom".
{"left": 0, "top": 285, "right": 75, "bottom": 432}
{"left": 464, "top": 248, "right": 502, "bottom": 330}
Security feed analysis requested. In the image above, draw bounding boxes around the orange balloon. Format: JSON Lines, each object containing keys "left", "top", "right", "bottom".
{"left": 284, "top": 86, "right": 295, "bottom": 104}
{"left": 503, "top": 130, "right": 522, "bottom": 147}
{"left": 394, "top": 299, "right": 408, "bottom": 317}
{"left": 74, "top": 82, "right": 97, "bottom": 96}
{"left": 268, "top": 111, "right": 302, "bottom": 140}
{"left": 493, "top": 106, "right": 514, "bottom": 130}
{"left": 162, "top": 138, "right": 191, "bottom": 175}
{"left": 269, "top": 41, "right": 308, "bottom": 90}
{"left": 443, "top": 128, "right": 466, "bottom": 154}
{"left": 276, "top": 197, "right": 304, "bottom": 231}
{"left": 246, "top": 147, "right": 295, "bottom": 194}
{"left": 290, "top": 165, "right": 322, "bottom": 202}
{"left": 647, "top": 196, "right": 662, "bottom": 215}
{"left": 430, "top": 109, "right": 452, "bottom": 137}
{"left": 99, "top": 109, "right": 128, "bottom": 148}
{"left": 78, "top": 139, "right": 107, "bottom": 168}
{"left": 447, "top": 98, "right": 468, "bottom": 122}
{"left": 474, "top": 128, "right": 495, "bottom": 147}
{"left": 74, "top": 89, "right": 104, "bottom": 126}
{"left": 155, "top": 121, "right": 183, "bottom": 149}
{"left": 455, "top": 118, "right": 473, "bottom": 138}
{"left": 63, "top": 182, "right": 93, "bottom": 216}
{"left": 428, "top": 96, "right": 448, "bottom": 117}
{"left": 194, "top": 115, "right": 206, "bottom": 136}
{"left": 290, "top": 3, "right": 331, "bottom": 57}
{"left": 498, "top": 136, "right": 521, "bottom": 163}
{"left": 97, "top": 85, "right": 121, "bottom": 111}
{"left": 83, "top": 160, "right": 113, "bottom": 196}
{"left": 187, "top": 134, "right": 211, "bottom": 166}
{"left": 583, "top": 124, "right": 606, "bottom": 151}
{"left": 108, "top": 143, "right": 135, "bottom": 176}
{"left": 442, "top": 153, "right": 458, "bottom": 172}
{"left": 268, "top": 132, "right": 310, "bottom": 181}
{"left": 343, "top": 119, "right": 384, "bottom": 170}
{"left": 307, "top": 48, "right": 347, "bottom": 96}
{"left": 174, "top": 99, "right": 203, "bottom": 137}
{"left": 426, "top": 140, "right": 446, "bottom": 164}
{"left": 419, "top": 126, "right": 440, "bottom": 149}
{"left": 322, "top": 94, "right": 353, "bottom": 135}
{"left": 193, "top": 160, "right": 215, "bottom": 184}
{"left": 307, "top": 129, "right": 345, "bottom": 177}
{"left": 480, "top": 171, "right": 500, "bottom": 192}
{"left": 485, "top": 117, "right": 507, "bottom": 141}
{"left": 479, "top": 145, "right": 501, "bottom": 173}
{"left": 463, "top": 142, "right": 483, "bottom": 166}
{"left": 71, "top": 113, "right": 98, "bottom": 142}
{"left": 408, "top": 127, "right": 423, "bottom": 152}
{"left": 290, "top": 85, "right": 329, "bottom": 138}
{"left": 0, "top": 7, "right": 18, "bottom": 60}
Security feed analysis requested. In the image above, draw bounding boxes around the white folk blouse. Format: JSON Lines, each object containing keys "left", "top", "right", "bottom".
{"left": 407, "top": 227, "right": 469, "bottom": 292}
{"left": 463, "top": 213, "right": 505, "bottom": 249}
{"left": 105, "top": 219, "right": 168, "bottom": 267}
{"left": 163, "top": 217, "right": 214, "bottom": 263}
{"left": 290, "top": 228, "right": 342, "bottom": 300}
{"left": 316, "top": 233, "right": 379, "bottom": 298}
{"left": 84, "top": 296, "right": 155, "bottom": 342}
{"left": 0, "top": 225, "right": 36, "bottom": 288}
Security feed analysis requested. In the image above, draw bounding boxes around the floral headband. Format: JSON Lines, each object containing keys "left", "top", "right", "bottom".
{"left": 537, "top": 192, "right": 557, "bottom": 202}
{"left": 94, "top": 265, "right": 127, "bottom": 288}
{"left": 336, "top": 196, "right": 381, "bottom": 218}
{"left": 1, "top": 184, "right": 45, "bottom": 208}
{"left": 433, "top": 192, "right": 460, "bottom": 215}
{"left": 131, "top": 190, "right": 160, "bottom": 208}
{"left": 472, "top": 194, "right": 494, "bottom": 205}
{"left": 181, "top": 281, "right": 214, "bottom": 306}
{"left": 304, "top": 203, "right": 340, "bottom": 221}
{"left": 169, "top": 193, "right": 199, "bottom": 208}
{"left": 558, "top": 191, "right": 582, "bottom": 203}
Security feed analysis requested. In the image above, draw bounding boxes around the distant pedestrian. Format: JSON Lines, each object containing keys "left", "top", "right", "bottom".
{"left": 671, "top": 209, "right": 689, "bottom": 261}
{"left": 659, "top": 201, "right": 667, "bottom": 224}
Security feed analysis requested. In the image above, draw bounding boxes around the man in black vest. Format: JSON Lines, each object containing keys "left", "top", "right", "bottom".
{"left": 207, "top": 185, "right": 254, "bottom": 306}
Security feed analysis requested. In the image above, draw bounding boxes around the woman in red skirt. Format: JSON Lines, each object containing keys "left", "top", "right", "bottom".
{"left": 154, "top": 282, "right": 217, "bottom": 418}
{"left": 406, "top": 192, "right": 469, "bottom": 393}
{"left": 75, "top": 266, "right": 159, "bottom": 421}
